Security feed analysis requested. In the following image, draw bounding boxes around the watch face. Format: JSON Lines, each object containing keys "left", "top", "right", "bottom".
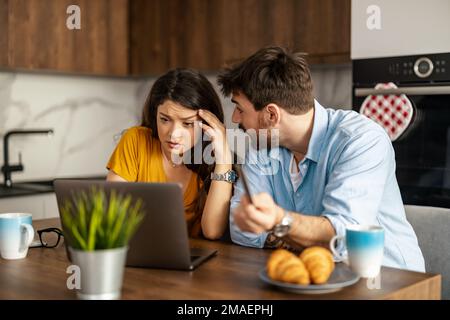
{"left": 226, "top": 170, "right": 237, "bottom": 182}
{"left": 273, "top": 225, "right": 289, "bottom": 238}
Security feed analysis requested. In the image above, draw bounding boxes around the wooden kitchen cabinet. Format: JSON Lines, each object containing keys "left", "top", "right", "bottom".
{"left": 3, "top": 0, "right": 129, "bottom": 76}
{"left": 130, "top": 0, "right": 351, "bottom": 74}
{"left": 0, "top": 0, "right": 350, "bottom": 76}
{"left": 295, "top": 0, "right": 351, "bottom": 64}
{"left": 0, "top": 0, "right": 8, "bottom": 67}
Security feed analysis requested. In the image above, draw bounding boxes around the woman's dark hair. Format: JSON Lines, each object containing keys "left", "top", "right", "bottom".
{"left": 218, "top": 46, "right": 314, "bottom": 115}
{"left": 141, "top": 68, "right": 224, "bottom": 229}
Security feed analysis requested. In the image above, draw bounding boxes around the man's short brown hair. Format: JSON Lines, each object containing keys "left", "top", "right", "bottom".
{"left": 218, "top": 46, "right": 314, "bottom": 115}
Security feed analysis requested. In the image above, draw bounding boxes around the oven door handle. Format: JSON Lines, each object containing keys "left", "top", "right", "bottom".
{"left": 355, "top": 85, "right": 450, "bottom": 96}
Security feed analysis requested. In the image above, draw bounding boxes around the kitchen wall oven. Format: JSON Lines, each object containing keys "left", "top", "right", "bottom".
{"left": 353, "top": 52, "right": 450, "bottom": 208}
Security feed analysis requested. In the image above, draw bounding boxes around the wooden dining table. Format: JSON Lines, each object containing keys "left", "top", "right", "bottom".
{"left": 0, "top": 218, "right": 441, "bottom": 300}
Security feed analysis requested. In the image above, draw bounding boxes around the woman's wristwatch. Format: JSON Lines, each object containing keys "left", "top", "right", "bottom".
{"left": 210, "top": 169, "right": 237, "bottom": 183}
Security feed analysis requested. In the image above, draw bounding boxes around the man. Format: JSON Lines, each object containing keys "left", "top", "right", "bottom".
{"left": 218, "top": 46, "right": 425, "bottom": 272}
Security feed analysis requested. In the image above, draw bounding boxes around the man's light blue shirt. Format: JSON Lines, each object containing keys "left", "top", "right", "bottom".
{"left": 230, "top": 100, "right": 425, "bottom": 272}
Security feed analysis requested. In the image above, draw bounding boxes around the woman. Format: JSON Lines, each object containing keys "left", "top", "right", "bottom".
{"left": 106, "top": 68, "right": 234, "bottom": 240}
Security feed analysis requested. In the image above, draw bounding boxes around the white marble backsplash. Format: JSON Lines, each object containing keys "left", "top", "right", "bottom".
{"left": 0, "top": 65, "right": 351, "bottom": 183}
{"left": 0, "top": 72, "right": 149, "bottom": 182}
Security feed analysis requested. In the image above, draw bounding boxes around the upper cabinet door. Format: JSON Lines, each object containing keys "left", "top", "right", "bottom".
{"left": 130, "top": 0, "right": 234, "bottom": 75}
{"left": 351, "top": 0, "right": 450, "bottom": 59}
{"left": 0, "top": 0, "right": 8, "bottom": 67}
{"left": 130, "top": 0, "right": 350, "bottom": 75}
{"left": 297, "top": 0, "right": 351, "bottom": 63}
{"left": 6, "top": 0, "right": 129, "bottom": 76}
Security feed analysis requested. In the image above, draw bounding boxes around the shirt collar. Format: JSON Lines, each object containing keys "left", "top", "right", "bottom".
{"left": 268, "top": 99, "right": 328, "bottom": 163}
{"left": 304, "top": 100, "right": 328, "bottom": 163}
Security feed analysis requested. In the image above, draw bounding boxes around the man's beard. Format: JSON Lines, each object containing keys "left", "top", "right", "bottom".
{"left": 239, "top": 123, "right": 274, "bottom": 151}
{"left": 258, "top": 128, "right": 273, "bottom": 150}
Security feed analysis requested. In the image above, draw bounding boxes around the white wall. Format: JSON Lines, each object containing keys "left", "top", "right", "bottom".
{"left": 352, "top": 0, "right": 450, "bottom": 59}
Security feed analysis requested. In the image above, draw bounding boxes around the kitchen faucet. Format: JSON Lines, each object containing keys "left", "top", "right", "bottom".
{"left": 1, "top": 129, "right": 54, "bottom": 187}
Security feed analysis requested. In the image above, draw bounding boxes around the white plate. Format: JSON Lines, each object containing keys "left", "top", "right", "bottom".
{"left": 259, "top": 263, "right": 360, "bottom": 294}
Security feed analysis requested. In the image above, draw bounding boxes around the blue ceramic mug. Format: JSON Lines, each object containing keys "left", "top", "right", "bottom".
{"left": 0, "top": 213, "right": 34, "bottom": 260}
{"left": 330, "top": 225, "right": 384, "bottom": 278}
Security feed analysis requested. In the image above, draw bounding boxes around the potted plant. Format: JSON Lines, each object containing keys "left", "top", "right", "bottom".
{"left": 60, "top": 187, "right": 145, "bottom": 300}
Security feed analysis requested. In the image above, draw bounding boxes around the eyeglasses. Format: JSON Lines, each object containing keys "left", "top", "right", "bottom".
{"left": 31, "top": 227, "right": 64, "bottom": 248}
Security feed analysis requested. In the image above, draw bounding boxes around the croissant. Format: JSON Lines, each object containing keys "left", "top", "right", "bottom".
{"left": 267, "top": 249, "right": 294, "bottom": 279}
{"left": 277, "top": 257, "right": 310, "bottom": 285}
{"left": 267, "top": 249, "right": 310, "bottom": 285}
{"left": 299, "top": 246, "right": 335, "bottom": 284}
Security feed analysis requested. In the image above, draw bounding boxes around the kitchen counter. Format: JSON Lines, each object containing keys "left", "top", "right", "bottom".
{"left": 0, "top": 176, "right": 106, "bottom": 199}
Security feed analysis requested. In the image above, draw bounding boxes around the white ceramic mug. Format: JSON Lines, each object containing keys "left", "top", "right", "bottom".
{"left": 0, "top": 213, "right": 34, "bottom": 260}
{"left": 330, "top": 225, "right": 385, "bottom": 278}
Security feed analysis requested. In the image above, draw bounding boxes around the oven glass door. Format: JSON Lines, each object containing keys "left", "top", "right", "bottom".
{"left": 353, "top": 85, "right": 450, "bottom": 208}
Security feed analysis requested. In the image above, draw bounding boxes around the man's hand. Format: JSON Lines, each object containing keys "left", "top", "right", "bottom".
{"left": 233, "top": 192, "right": 285, "bottom": 234}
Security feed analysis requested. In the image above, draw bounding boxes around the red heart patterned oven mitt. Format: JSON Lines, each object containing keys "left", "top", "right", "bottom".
{"left": 360, "top": 82, "right": 414, "bottom": 141}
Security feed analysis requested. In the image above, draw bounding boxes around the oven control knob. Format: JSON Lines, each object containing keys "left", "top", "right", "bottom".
{"left": 414, "top": 57, "right": 434, "bottom": 78}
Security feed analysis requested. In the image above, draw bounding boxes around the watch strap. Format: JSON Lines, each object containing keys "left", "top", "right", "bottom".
{"left": 210, "top": 169, "right": 236, "bottom": 183}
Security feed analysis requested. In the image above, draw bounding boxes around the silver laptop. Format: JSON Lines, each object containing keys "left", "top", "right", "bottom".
{"left": 53, "top": 179, "right": 217, "bottom": 270}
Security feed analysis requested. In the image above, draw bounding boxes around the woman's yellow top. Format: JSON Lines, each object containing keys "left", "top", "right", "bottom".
{"left": 106, "top": 126, "right": 202, "bottom": 238}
